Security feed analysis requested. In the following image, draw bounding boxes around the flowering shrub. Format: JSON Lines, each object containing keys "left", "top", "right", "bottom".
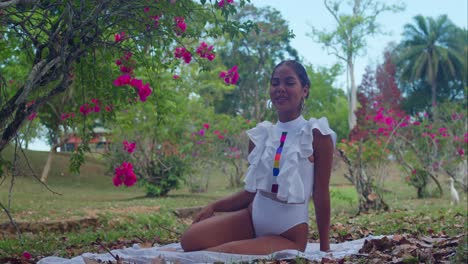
{"left": 350, "top": 100, "right": 467, "bottom": 198}
{"left": 185, "top": 114, "right": 254, "bottom": 191}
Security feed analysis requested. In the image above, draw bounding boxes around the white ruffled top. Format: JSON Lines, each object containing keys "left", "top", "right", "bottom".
{"left": 244, "top": 115, "right": 337, "bottom": 204}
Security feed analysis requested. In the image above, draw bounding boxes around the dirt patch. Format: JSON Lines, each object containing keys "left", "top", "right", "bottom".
{"left": 0, "top": 217, "right": 99, "bottom": 239}
{"left": 82, "top": 205, "right": 161, "bottom": 218}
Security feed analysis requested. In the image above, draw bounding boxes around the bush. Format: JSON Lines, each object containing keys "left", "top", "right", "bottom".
{"left": 139, "top": 154, "right": 188, "bottom": 197}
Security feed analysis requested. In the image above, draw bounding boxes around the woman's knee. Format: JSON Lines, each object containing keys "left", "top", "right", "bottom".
{"left": 180, "top": 226, "right": 203, "bottom": 252}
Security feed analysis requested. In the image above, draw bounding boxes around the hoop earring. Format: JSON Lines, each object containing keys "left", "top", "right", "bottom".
{"left": 267, "top": 99, "right": 273, "bottom": 110}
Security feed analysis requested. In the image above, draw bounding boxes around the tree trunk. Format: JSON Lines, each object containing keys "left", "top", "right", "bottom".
{"left": 40, "top": 148, "right": 55, "bottom": 183}
{"left": 40, "top": 135, "right": 69, "bottom": 183}
{"left": 348, "top": 61, "right": 357, "bottom": 130}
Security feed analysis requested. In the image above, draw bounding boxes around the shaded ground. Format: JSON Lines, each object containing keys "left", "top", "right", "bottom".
{"left": 0, "top": 208, "right": 466, "bottom": 263}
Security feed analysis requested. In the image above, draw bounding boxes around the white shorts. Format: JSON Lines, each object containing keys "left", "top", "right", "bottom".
{"left": 251, "top": 191, "right": 309, "bottom": 237}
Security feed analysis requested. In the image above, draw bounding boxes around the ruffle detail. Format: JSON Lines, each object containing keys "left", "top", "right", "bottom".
{"left": 244, "top": 121, "right": 273, "bottom": 193}
{"left": 244, "top": 117, "right": 336, "bottom": 203}
{"left": 299, "top": 117, "right": 337, "bottom": 158}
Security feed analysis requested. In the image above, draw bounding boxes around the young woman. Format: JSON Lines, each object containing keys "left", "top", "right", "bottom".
{"left": 180, "top": 60, "right": 336, "bottom": 254}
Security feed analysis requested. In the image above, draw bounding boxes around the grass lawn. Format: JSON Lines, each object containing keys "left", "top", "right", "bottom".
{"left": 0, "top": 148, "right": 466, "bottom": 262}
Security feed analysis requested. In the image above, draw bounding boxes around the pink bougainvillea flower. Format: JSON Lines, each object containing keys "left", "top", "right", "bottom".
{"left": 119, "top": 65, "right": 133, "bottom": 74}
{"left": 196, "top": 42, "right": 215, "bottom": 61}
{"left": 217, "top": 134, "right": 225, "bottom": 140}
{"left": 22, "top": 251, "right": 31, "bottom": 260}
{"left": 115, "top": 59, "right": 122, "bottom": 66}
{"left": 151, "top": 15, "right": 161, "bottom": 28}
{"left": 114, "top": 32, "right": 125, "bottom": 42}
{"left": 61, "top": 112, "right": 75, "bottom": 121}
{"left": 27, "top": 112, "right": 37, "bottom": 121}
{"left": 123, "top": 140, "right": 136, "bottom": 153}
{"left": 105, "top": 105, "right": 113, "bottom": 112}
{"left": 174, "top": 47, "right": 186, "bottom": 58}
{"left": 130, "top": 78, "right": 143, "bottom": 89}
{"left": 217, "top": 0, "right": 234, "bottom": 8}
{"left": 137, "top": 82, "right": 152, "bottom": 102}
{"left": 219, "top": 65, "right": 239, "bottom": 85}
{"left": 457, "top": 148, "right": 465, "bottom": 156}
{"left": 202, "top": 123, "right": 210, "bottom": 129}
{"left": 198, "top": 129, "right": 205, "bottom": 136}
{"left": 182, "top": 51, "right": 192, "bottom": 64}
{"left": 79, "top": 104, "right": 93, "bottom": 116}
{"left": 174, "top": 16, "right": 187, "bottom": 35}
{"left": 113, "top": 74, "right": 132, "bottom": 86}
{"left": 173, "top": 74, "right": 180, "bottom": 79}
{"left": 174, "top": 47, "right": 192, "bottom": 64}
{"left": 144, "top": 6, "right": 150, "bottom": 12}
{"left": 438, "top": 127, "right": 447, "bottom": 134}
{"left": 113, "top": 161, "right": 137, "bottom": 187}
{"left": 213, "top": 130, "right": 220, "bottom": 135}
{"left": 124, "top": 51, "right": 133, "bottom": 60}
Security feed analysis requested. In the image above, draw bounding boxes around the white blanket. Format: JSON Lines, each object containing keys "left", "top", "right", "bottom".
{"left": 38, "top": 235, "right": 385, "bottom": 264}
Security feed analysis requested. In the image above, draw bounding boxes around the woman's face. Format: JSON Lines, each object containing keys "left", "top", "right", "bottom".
{"left": 269, "top": 64, "right": 309, "bottom": 121}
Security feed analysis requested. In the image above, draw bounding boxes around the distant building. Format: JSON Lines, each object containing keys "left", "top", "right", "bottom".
{"left": 61, "top": 126, "right": 111, "bottom": 153}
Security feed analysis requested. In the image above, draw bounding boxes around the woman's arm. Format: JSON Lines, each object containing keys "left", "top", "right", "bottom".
{"left": 312, "top": 129, "right": 334, "bottom": 251}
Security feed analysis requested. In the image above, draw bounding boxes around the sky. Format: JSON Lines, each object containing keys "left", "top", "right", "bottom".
{"left": 27, "top": 0, "right": 467, "bottom": 151}
{"left": 255, "top": 0, "right": 467, "bottom": 87}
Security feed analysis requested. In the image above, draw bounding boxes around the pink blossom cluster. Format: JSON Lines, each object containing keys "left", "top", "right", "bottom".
{"left": 114, "top": 32, "right": 126, "bottom": 42}
{"left": 27, "top": 112, "right": 37, "bottom": 121}
{"left": 451, "top": 113, "right": 464, "bottom": 121}
{"left": 113, "top": 161, "right": 137, "bottom": 187}
{"left": 195, "top": 123, "right": 227, "bottom": 140}
{"left": 115, "top": 51, "right": 135, "bottom": 74}
{"left": 150, "top": 15, "right": 161, "bottom": 28}
{"left": 123, "top": 140, "right": 136, "bottom": 153}
{"left": 174, "top": 46, "right": 192, "bottom": 64}
{"left": 365, "top": 108, "right": 410, "bottom": 136}
{"left": 22, "top": 251, "right": 31, "bottom": 260}
{"left": 113, "top": 74, "right": 152, "bottom": 102}
{"left": 219, "top": 65, "right": 239, "bottom": 85}
{"left": 61, "top": 112, "right": 76, "bottom": 121}
{"left": 79, "top": 98, "right": 101, "bottom": 116}
{"left": 217, "top": 0, "right": 234, "bottom": 8}
{"left": 367, "top": 107, "right": 467, "bottom": 157}
{"left": 213, "top": 129, "right": 226, "bottom": 140}
{"left": 25, "top": 100, "right": 37, "bottom": 121}
{"left": 196, "top": 42, "right": 215, "bottom": 61}
{"left": 174, "top": 16, "right": 187, "bottom": 35}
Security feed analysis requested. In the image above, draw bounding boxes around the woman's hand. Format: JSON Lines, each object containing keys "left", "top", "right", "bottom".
{"left": 192, "top": 204, "right": 215, "bottom": 224}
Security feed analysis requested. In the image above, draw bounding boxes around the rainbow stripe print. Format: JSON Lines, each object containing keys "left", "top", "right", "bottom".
{"left": 271, "top": 131, "right": 288, "bottom": 193}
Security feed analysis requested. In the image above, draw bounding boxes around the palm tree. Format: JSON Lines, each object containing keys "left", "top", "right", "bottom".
{"left": 396, "top": 15, "right": 465, "bottom": 117}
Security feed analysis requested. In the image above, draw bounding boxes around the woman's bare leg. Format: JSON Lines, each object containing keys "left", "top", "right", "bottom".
{"left": 205, "top": 223, "right": 308, "bottom": 255}
{"left": 180, "top": 208, "right": 255, "bottom": 251}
